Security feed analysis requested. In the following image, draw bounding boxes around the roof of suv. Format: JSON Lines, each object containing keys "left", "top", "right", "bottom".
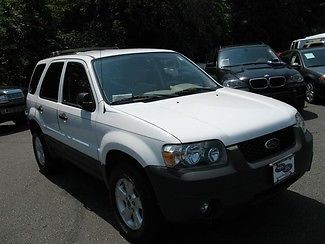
{"left": 42, "top": 48, "right": 174, "bottom": 63}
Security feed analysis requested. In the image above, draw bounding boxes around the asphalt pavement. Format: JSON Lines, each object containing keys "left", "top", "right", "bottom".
{"left": 0, "top": 103, "right": 324, "bottom": 243}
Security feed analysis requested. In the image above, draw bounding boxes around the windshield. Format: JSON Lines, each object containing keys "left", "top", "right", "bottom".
{"left": 301, "top": 49, "right": 325, "bottom": 67}
{"left": 93, "top": 52, "right": 219, "bottom": 104}
{"left": 218, "top": 46, "right": 278, "bottom": 68}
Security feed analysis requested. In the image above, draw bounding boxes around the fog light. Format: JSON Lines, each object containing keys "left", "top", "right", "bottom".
{"left": 200, "top": 202, "right": 210, "bottom": 214}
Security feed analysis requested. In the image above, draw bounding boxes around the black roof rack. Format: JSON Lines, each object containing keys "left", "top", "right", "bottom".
{"left": 220, "top": 42, "right": 266, "bottom": 49}
{"left": 50, "top": 46, "right": 119, "bottom": 57}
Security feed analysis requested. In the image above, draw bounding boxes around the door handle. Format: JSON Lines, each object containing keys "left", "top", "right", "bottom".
{"left": 59, "top": 113, "right": 68, "bottom": 121}
{"left": 37, "top": 105, "right": 43, "bottom": 112}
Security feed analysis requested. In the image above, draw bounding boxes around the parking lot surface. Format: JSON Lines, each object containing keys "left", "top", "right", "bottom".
{"left": 0, "top": 103, "right": 324, "bottom": 243}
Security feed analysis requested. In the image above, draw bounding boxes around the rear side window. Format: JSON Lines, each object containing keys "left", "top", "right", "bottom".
{"left": 40, "top": 62, "right": 64, "bottom": 101}
{"left": 62, "top": 62, "right": 94, "bottom": 107}
{"left": 29, "top": 64, "right": 46, "bottom": 94}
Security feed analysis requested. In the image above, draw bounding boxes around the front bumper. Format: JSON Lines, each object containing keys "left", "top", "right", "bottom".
{"left": 0, "top": 104, "right": 26, "bottom": 123}
{"left": 252, "top": 83, "right": 306, "bottom": 106}
{"left": 145, "top": 129, "right": 313, "bottom": 222}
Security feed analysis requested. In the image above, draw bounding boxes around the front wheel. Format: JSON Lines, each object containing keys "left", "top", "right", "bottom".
{"left": 109, "top": 162, "right": 161, "bottom": 243}
{"left": 305, "top": 82, "right": 317, "bottom": 103}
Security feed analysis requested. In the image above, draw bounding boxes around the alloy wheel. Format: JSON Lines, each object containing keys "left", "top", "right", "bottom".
{"left": 34, "top": 136, "right": 45, "bottom": 166}
{"left": 115, "top": 178, "right": 143, "bottom": 230}
{"left": 306, "top": 83, "right": 315, "bottom": 103}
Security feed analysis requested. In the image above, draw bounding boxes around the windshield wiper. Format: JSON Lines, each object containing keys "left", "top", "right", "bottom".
{"left": 110, "top": 94, "right": 174, "bottom": 105}
{"left": 221, "top": 64, "right": 243, "bottom": 68}
{"left": 173, "top": 87, "right": 217, "bottom": 96}
{"left": 242, "top": 62, "right": 267, "bottom": 65}
{"left": 308, "top": 64, "right": 325, "bottom": 67}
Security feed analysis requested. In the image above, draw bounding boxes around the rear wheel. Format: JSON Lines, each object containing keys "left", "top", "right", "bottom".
{"left": 306, "top": 82, "right": 317, "bottom": 103}
{"left": 32, "top": 132, "right": 55, "bottom": 174}
{"left": 109, "top": 162, "right": 161, "bottom": 243}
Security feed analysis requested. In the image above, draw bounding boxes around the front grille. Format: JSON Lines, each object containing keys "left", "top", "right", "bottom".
{"left": 238, "top": 127, "right": 295, "bottom": 163}
{"left": 269, "top": 76, "right": 286, "bottom": 88}
{"left": 249, "top": 78, "right": 268, "bottom": 89}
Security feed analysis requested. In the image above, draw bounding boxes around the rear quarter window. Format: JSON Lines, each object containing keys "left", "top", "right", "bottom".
{"left": 40, "top": 62, "right": 64, "bottom": 102}
{"left": 29, "top": 63, "right": 46, "bottom": 94}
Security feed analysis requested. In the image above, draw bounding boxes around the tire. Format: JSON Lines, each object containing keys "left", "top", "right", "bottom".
{"left": 13, "top": 117, "right": 26, "bottom": 126}
{"left": 109, "top": 162, "right": 161, "bottom": 243}
{"left": 305, "top": 82, "right": 317, "bottom": 104}
{"left": 32, "top": 132, "right": 55, "bottom": 174}
{"left": 295, "top": 98, "right": 305, "bottom": 112}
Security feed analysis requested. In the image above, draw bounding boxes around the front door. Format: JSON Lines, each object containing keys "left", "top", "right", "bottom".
{"left": 57, "top": 61, "right": 99, "bottom": 163}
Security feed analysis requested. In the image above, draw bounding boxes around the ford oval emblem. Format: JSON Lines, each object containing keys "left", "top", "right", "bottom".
{"left": 265, "top": 138, "right": 280, "bottom": 150}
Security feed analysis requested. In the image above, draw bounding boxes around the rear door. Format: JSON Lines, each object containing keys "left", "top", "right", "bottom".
{"left": 36, "top": 61, "right": 64, "bottom": 141}
{"left": 57, "top": 60, "right": 99, "bottom": 162}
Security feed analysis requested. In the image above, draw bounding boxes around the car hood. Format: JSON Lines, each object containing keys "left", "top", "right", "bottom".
{"left": 307, "top": 66, "right": 325, "bottom": 75}
{"left": 112, "top": 88, "right": 297, "bottom": 145}
{"left": 224, "top": 63, "right": 296, "bottom": 80}
{"left": 0, "top": 86, "right": 23, "bottom": 94}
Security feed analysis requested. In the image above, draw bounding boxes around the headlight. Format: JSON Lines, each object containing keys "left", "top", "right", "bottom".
{"left": 295, "top": 112, "right": 306, "bottom": 133}
{"left": 162, "top": 140, "right": 227, "bottom": 167}
{"left": 290, "top": 73, "right": 304, "bottom": 83}
{"left": 0, "top": 94, "right": 9, "bottom": 103}
{"left": 319, "top": 75, "right": 325, "bottom": 81}
{"left": 223, "top": 79, "right": 249, "bottom": 90}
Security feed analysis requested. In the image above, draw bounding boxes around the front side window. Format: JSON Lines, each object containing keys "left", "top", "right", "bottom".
{"left": 40, "top": 62, "right": 64, "bottom": 101}
{"left": 63, "top": 62, "right": 94, "bottom": 107}
{"left": 93, "top": 52, "right": 219, "bottom": 103}
{"left": 218, "top": 46, "right": 278, "bottom": 68}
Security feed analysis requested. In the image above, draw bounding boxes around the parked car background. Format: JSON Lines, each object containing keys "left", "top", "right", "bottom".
{"left": 290, "top": 33, "right": 325, "bottom": 50}
{"left": 205, "top": 44, "right": 306, "bottom": 111}
{"left": 280, "top": 47, "right": 325, "bottom": 103}
{"left": 0, "top": 86, "right": 26, "bottom": 125}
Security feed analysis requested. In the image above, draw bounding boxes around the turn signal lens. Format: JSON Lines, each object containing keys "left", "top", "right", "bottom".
{"left": 162, "top": 151, "right": 177, "bottom": 167}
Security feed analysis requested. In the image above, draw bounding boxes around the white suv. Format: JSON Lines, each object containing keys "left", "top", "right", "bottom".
{"left": 27, "top": 48, "right": 313, "bottom": 242}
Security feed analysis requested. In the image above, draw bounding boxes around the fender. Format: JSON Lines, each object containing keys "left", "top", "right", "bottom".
{"left": 99, "top": 130, "right": 168, "bottom": 168}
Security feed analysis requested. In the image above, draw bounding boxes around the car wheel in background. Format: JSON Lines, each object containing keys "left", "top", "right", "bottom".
{"left": 13, "top": 117, "right": 27, "bottom": 126}
{"left": 305, "top": 82, "right": 317, "bottom": 104}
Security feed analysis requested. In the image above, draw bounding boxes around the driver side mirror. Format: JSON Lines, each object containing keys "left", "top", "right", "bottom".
{"left": 76, "top": 92, "right": 95, "bottom": 112}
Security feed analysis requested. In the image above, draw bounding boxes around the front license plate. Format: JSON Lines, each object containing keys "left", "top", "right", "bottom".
{"left": 272, "top": 156, "right": 295, "bottom": 184}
